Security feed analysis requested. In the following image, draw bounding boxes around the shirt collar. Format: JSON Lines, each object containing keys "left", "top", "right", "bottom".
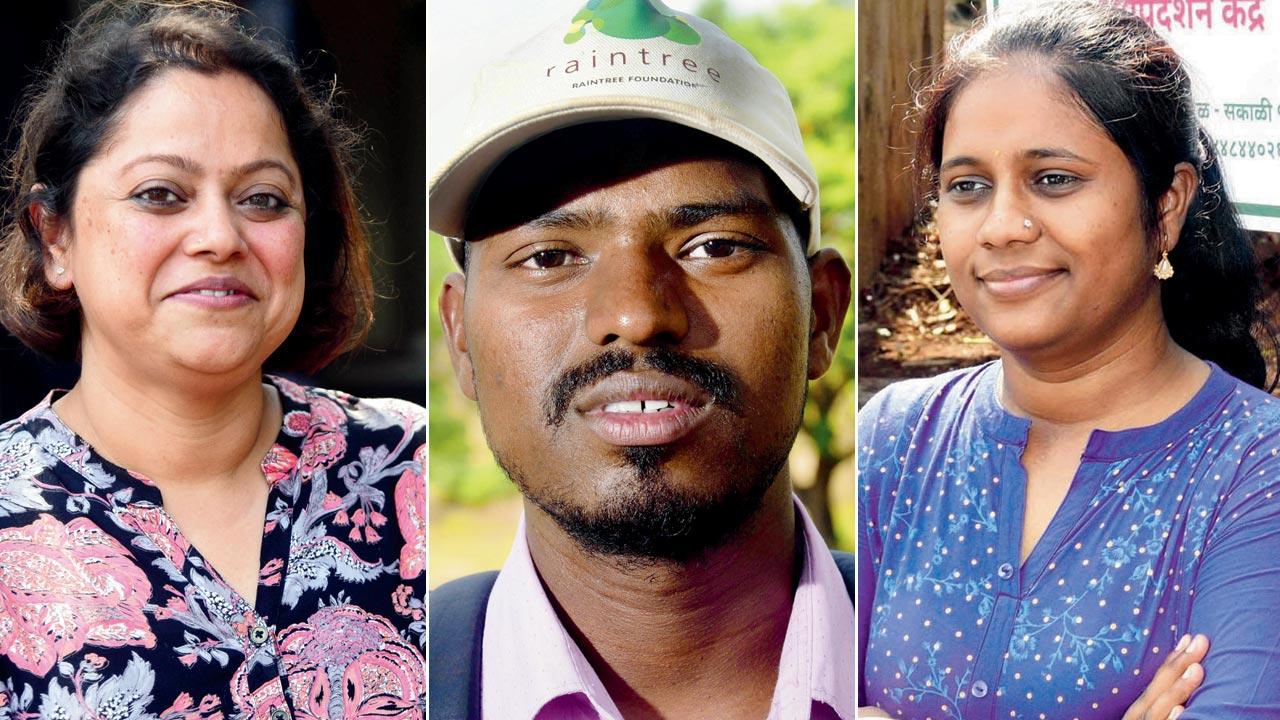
{"left": 973, "top": 359, "right": 1235, "bottom": 460}
{"left": 480, "top": 496, "right": 854, "bottom": 720}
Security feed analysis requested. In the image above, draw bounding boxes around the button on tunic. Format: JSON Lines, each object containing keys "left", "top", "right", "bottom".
{"left": 858, "top": 361, "right": 1280, "bottom": 719}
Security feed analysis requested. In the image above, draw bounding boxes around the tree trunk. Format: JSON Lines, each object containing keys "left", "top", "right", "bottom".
{"left": 857, "top": 0, "right": 946, "bottom": 286}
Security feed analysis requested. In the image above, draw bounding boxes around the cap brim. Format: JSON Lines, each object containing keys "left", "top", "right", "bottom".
{"left": 429, "top": 99, "right": 820, "bottom": 266}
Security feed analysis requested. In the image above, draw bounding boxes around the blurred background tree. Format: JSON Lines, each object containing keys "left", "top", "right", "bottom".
{"left": 429, "top": 0, "right": 854, "bottom": 587}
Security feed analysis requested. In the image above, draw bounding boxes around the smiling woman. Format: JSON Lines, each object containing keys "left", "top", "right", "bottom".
{"left": 0, "top": 1, "right": 424, "bottom": 716}
{"left": 858, "top": 1, "right": 1280, "bottom": 718}
{"left": 54, "top": 70, "right": 309, "bottom": 381}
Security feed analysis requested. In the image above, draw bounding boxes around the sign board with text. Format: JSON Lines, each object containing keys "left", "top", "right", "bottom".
{"left": 990, "top": 0, "right": 1280, "bottom": 232}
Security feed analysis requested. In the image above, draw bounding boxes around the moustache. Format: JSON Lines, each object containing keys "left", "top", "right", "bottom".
{"left": 543, "top": 347, "right": 744, "bottom": 427}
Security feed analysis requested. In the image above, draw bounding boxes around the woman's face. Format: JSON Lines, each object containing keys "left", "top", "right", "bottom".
{"left": 48, "top": 69, "right": 305, "bottom": 381}
{"left": 935, "top": 66, "right": 1161, "bottom": 362}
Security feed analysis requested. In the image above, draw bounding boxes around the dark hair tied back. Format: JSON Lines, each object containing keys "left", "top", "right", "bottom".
{"left": 0, "top": 0, "right": 374, "bottom": 374}
{"left": 913, "top": 0, "right": 1276, "bottom": 389}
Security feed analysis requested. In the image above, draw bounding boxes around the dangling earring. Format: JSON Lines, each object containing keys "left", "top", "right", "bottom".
{"left": 1153, "top": 250, "right": 1174, "bottom": 280}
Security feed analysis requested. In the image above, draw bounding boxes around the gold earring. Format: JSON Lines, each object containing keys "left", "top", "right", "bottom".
{"left": 1153, "top": 250, "right": 1174, "bottom": 280}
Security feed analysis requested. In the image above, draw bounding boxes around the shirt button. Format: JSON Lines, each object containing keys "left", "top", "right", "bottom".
{"left": 997, "top": 562, "right": 1015, "bottom": 580}
{"left": 971, "top": 680, "right": 989, "bottom": 698}
{"left": 270, "top": 709, "right": 290, "bottom": 720}
{"left": 249, "top": 624, "right": 270, "bottom": 646}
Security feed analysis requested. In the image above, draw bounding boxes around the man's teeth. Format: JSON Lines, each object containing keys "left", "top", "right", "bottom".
{"left": 603, "top": 400, "right": 676, "bottom": 414}
{"left": 194, "top": 289, "right": 235, "bottom": 297}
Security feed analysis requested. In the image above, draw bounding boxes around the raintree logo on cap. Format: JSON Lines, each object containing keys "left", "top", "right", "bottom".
{"left": 564, "top": 0, "right": 701, "bottom": 45}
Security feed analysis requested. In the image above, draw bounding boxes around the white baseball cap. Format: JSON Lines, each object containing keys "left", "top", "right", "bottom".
{"left": 429, "top": 0, "right": 821, "bottom": 266}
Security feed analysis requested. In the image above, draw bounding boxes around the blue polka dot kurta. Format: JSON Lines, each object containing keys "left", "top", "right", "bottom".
{"left": 858, "top": 361, "right": 1280, "bottom": 719}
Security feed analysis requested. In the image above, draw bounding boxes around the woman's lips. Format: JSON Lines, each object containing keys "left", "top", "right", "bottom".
{"left": 166, "top": 276, "right": 257, "bottom": 309}
{"left": 977, "top": 268, "right": 1066, "bottom": 300}
{"left": 168, "top": 289, "right": 256, "bottom": 309}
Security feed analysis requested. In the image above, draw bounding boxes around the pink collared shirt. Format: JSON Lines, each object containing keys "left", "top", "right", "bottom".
{"left": 480, "top": 497, "right": 854, "bottom": 720}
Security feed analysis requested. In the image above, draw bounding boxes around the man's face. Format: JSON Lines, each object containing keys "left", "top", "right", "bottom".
{"left": 441, "top": 146, "right": 838, "bottom": 562}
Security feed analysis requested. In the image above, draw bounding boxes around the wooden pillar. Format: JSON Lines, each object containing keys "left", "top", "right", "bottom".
{"left": 857, "top": 0, "right": 946, "bottom": 286}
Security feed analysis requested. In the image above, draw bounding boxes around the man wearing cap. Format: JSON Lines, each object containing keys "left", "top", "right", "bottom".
{"left": 429, "top": 2, "right": 853, "bottom": 719}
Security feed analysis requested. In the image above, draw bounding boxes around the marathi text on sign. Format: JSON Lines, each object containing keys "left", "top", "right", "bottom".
{"left": 1117, "top": 0, "right": 1266, "bottom": 31}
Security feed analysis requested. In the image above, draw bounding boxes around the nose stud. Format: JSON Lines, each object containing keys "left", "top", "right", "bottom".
{"left": 1022, "top": 218, "right": 1034, "bottom": 230}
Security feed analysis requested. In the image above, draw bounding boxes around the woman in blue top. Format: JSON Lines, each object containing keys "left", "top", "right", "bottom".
{"left": 857, "top": 1, "right": 1280, "bottom": 718}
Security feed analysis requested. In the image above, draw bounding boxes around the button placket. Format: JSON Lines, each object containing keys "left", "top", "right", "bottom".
{"left": 961, "top": 454, "right": 1026, "bottom": 718}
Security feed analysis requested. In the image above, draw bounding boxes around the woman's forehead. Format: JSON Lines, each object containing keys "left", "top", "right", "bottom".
{"left": 941, "top": 66, "right": 1113, "bottom": 163}
{"left": 89, "top": 69, "right": 296, "bottom": 175}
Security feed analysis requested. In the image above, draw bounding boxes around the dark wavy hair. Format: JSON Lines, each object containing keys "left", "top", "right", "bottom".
{"left": 913, "top": 0, "right": 1276, "bottom": 389}
{"left": 0, "top": 0, "right": 373, "bottom": 374}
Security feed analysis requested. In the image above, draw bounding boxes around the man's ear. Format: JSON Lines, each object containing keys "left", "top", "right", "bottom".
{"left": 439, "top": 271, "right": 477, "bottom": 401}
{"left": 1158, "top": 162, "right": 1198, "bottom": 254}
{"left": 28, "top": 187, "right": 73, "bottom": 290}
{"left": 806, "top": 248, "right": 852, "bottom": 379}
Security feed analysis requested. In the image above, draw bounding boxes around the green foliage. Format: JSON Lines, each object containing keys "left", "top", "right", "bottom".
{"left": 428, "top": 236, "right": 518, "bottom": 505}
{"left": 712, "top": 0, "right": 855, "bottom": 546}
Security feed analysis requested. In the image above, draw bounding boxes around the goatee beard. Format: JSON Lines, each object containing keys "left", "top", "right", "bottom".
{"left": 497, "top": 442, "right": 789, "bottom": 565}
{"left": 487, "top": 345, "right": 801, "bottom": 564}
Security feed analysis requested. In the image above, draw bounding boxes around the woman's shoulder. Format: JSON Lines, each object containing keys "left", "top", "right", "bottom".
{"left": 267, "top": 376, "right": 425, "bottom": 436}
{"left": 0, "top": 398, "right": 63, "bottom": 461}
{"left": 859, "top": 361, "right": 996, "bottom": 430}
{"left": 1206, "top": 368, "right": 1280, "bottom": 465}
{"left": 0, "top": 414, "right": 40, "bottom": 470}
{"left": 0, "top": 413, "right": 24, "bottom": 444}
{"left": 1216, "top": 368, "right": 1280, "bottom": 419}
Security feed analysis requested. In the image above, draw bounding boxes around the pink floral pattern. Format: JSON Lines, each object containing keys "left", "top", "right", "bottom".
{"left": 0, "top": 378, "right": 424, "bottom": 719}
{"left": 230, "top": 672, "right": 290, "bottom": 720}
{"left": 260, "top": 444, "right": 298, "bottom": 486}
{"left": 0, "top": 514, "right": 155, "bottom": 675}
{"left": 114, "top": 503, "right": 191, "bottom": 570}
{"left": 297, "top": 431, "right": 347, "bottom": 476}
{"left": 396, "top": 444, "right": 426, "bottom": 580}
{"left": 273, "top": 605, "right": 425, "bottom": 719}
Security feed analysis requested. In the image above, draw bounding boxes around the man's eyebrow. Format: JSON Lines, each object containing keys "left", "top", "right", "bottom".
{"left": 526, "top": 207, "right": 615, "bottom": 230}
{"left": 519, "top": 192, "right": 775, "bottom": 232}
{"left": 666, "top": 192, "right": 776, "bottom": 229}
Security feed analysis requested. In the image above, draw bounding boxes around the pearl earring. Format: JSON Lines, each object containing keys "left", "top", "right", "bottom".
{"left": 1153, "top": 251, "right": 1174, "bottom": 280}
{"left": 55, "top": 266, "right": 65, "bottom": 275}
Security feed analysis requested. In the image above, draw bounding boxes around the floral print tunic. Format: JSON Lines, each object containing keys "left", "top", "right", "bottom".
{"left": 0, "top": 376, "right": 426, "bottom": 720}
{"left": 858, "top": 361, "right": 1280, "bottom": 719}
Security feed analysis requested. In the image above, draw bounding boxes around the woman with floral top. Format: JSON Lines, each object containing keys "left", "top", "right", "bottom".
{"left": 0, "top": 1, "right": 425, "bottom": 717}
{"left": 859, "top": 1, "right": 1280, "bottom": 718}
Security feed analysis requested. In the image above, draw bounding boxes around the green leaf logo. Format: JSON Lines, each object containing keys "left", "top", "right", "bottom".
{"left": 564, "top": 0, "right": 701, "bottom": 45}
